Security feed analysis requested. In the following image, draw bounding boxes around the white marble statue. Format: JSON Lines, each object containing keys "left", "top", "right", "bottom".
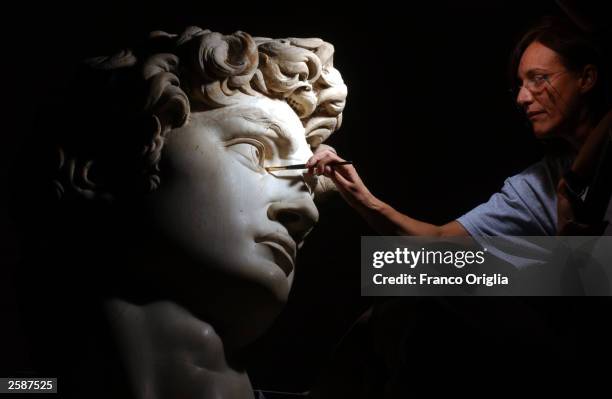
{"left": 49, "top": 27, "right": 346, "bottom": 398}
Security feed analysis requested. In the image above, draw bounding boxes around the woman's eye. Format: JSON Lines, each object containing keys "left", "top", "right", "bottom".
{"left": 225, "top": 139, "right": 265, "bottom": 170}
{"left": 533, "top": 74, "right": 547, "bottom": 84}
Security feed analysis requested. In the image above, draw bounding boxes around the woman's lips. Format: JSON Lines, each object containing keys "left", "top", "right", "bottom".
{"left": 527, "top": 110, "right": 546, "bottom": 120}
{"left": 256, "top": 233, "right": 297, "bottom": 276}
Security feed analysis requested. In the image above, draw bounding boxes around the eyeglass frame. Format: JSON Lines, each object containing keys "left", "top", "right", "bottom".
{"left": 510, "top": 69, "right": 571, "bottom": 100}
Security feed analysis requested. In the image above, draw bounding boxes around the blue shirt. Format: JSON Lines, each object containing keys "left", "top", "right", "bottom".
{"left": 457, "top": 155, "right": 571, "bottom": 237}
{"left": 456, "top": 155, "right": 612, "bottom": 268}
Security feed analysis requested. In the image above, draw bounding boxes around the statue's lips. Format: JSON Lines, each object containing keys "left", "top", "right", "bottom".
{"left": 256, "top": 233, "right": 297, "bottom": 276}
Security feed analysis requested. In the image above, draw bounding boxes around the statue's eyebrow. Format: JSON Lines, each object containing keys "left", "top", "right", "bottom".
{"left": 238, "top": 114, "right": 294, "bottom": 153}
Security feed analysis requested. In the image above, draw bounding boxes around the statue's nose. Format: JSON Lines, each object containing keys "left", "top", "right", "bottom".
{"left": 267, "top": 195, "right": 319, "bottom": 242}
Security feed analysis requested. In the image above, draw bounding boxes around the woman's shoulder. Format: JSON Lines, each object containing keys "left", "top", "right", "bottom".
{"left": 507, "top": 154, "right": 572, "bottom": 188}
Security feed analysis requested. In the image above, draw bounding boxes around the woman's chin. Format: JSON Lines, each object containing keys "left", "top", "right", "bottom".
{"left": 532, "top": 123, "right": 556, "bottom": 140}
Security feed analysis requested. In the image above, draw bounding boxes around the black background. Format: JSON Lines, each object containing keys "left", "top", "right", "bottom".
{"left": 1, "top": 0, "right": 610, "bottom": 393}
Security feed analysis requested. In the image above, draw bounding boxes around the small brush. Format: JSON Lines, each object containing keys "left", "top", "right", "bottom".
{"left": 265, "top": 161, "right": 353, "bottom": 172}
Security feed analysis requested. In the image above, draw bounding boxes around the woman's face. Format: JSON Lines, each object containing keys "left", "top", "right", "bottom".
{"left": 516, "top": 41, "right": 584, "bottom": 139}
{"left": 137, "top": 96, "right": 319, "bottom": 346}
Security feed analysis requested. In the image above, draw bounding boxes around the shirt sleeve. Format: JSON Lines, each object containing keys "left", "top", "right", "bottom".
{"left": 456, "top": 160, "right": 558, "bottom": 237}
{"left": 455, "top": 160, "right": 561, "bottom": 269}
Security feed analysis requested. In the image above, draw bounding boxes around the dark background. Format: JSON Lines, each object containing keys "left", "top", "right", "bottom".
{"left": 1, "top": 0, "right": 610, "bottom": 394}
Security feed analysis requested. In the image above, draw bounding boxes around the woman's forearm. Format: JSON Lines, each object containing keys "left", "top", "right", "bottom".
{"left": 351, "top": 195, "right": 445, "bottom": 236}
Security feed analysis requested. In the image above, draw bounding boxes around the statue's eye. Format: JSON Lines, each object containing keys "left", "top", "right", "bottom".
{"left": 225, "top": 138, "right": 265, "bottom": 170}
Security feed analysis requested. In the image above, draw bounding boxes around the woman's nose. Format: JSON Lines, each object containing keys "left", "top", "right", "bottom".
{"left": 516, "top": 86, "right": 534, "bottom": 108}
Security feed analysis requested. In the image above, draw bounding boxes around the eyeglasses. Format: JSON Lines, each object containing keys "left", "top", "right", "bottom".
{"left": 510, "top": 70, "right": 569, "bottom": 99}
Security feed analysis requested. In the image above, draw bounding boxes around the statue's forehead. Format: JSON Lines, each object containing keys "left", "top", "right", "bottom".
{"left": 205, "top": 97, "right": 305, "bottom": 134}
{"left": 185, "top": 97, "right": 308, "bottom": 158}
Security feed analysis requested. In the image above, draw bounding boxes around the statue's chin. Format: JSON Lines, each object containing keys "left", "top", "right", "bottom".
{"left": 116, "top": 228, "right": 293, "bottom": 350}
{"left": 150, "top": 264, "right": 290, "bottom": 351}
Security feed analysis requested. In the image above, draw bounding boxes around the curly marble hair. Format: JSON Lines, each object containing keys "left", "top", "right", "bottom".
{"left": 53, "top": 26, "right": 347, "bottom": 200}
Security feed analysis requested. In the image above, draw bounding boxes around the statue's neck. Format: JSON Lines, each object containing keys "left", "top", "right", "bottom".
{"left": 105, "top": 298, "right": 254, "bottom": 399}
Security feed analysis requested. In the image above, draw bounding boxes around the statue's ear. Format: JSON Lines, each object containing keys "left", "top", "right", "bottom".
{"left": 310, "top": 143, "right": 339, "bottom": 203}
{"left": 54, "top": 146, "right": 114, "bottom": 202}
{"left": 314, "top": 175, "right": 338, "bottom": 204}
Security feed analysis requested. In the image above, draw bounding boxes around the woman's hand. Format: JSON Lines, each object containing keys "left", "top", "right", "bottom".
{"left": 306, "top": 146, "right": 381, "bottom": 211}
{"left": 306, "top": 145, "right": 468, "bottom": 237}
